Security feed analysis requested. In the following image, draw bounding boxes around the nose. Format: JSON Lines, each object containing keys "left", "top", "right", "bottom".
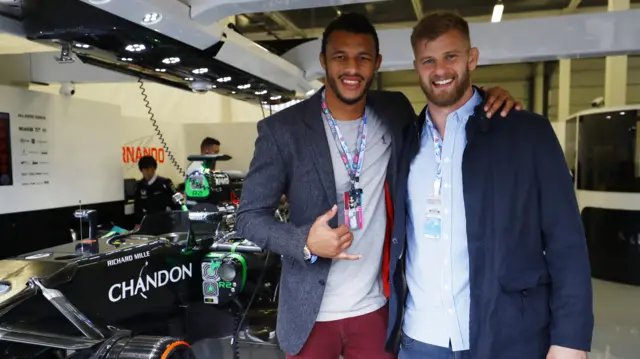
{"left": 433, "top": 61, "right": 448, "bottom": 76}
{"left": 342, "top": 57, "right": 359, "bottom": 74}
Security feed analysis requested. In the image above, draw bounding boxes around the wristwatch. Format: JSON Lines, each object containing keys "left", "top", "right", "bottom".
{"left": 303, "top": 245, "right": 318, "bottom": 263}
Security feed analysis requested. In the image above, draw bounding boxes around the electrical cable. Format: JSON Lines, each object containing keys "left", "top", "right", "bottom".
{"left": 230, "top": 251, "right": 271, "bottom": 356}
{"left": 137, "top": 77, "right": 186, "bottom": 177}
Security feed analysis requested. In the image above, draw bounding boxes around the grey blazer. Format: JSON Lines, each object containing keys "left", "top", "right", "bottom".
{"left": 236, "top": 87, "right": 416, "bottom": 355}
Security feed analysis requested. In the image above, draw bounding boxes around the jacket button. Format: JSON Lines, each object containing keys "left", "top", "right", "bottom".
{"left": 392, "top": 237, "right": 398, "bottom": 244}
{"left": 319, "top": 280, "right": 325, "bottom": 286}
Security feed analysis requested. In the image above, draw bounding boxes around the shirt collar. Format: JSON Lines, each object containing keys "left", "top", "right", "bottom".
{"left": 147, "top": 174, "right": 158, "bottom": 185}
{"left": 425, "top": 88, "right": 482, "bottom": 127}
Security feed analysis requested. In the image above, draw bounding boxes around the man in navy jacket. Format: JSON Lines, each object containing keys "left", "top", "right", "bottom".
{"left": 386, "top": 11, "right": 594, "bottom": 359}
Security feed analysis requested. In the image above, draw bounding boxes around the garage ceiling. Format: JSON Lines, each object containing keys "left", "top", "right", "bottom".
{"left": 234, "top": 0, "right": 640, "bottom": 45}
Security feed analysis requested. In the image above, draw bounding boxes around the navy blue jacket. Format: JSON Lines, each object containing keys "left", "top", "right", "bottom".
{"left": 385, "top": 88, "right": 594, "bottom": 359}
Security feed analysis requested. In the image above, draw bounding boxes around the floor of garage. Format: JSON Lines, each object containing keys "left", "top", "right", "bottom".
{"left": 590, "top": 279, "right": 640, "bottom": 359}
{"left": 190, "top": 278, "right": 639, "bottom": 359}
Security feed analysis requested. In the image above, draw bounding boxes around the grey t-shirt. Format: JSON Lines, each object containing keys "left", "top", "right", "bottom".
{"left": 316, "top": 109, "right": 391, "bottom": 322}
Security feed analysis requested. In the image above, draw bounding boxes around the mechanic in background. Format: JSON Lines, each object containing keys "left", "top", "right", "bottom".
{"left": 134, "top": 155, "right": 179, "bottom": 224}
{"left": 186, "top": 137, "right": 222, "bottom": 176}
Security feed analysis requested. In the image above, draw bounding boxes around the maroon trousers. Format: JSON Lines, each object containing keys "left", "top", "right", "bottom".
{"left": 286, "top": 305, "right": 395, "bottom": 359}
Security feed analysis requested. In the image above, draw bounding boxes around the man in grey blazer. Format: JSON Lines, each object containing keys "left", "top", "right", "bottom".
{"left": 236, "top": 12, "right": 521, "bottom": 359}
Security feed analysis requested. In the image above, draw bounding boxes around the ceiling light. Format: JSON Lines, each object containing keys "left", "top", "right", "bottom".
{"left": 155, "top": 68, "right": 166, "bottom": 72}
{"left": 606, "top": 115, "right": 611, "bottom": 119}
{"left": 255, "top": 90, "right": 267, "bottom": 95}
{"left": 88, "top": 0, "right": 112, "bottom": 4}
{"left": 237, "top": 84, "right": 251, "bottom": 90}
{"left": 162, "top": 57, "right": 180, "bottom": 64}
{"left": 192, "top": 68, "right": 208, "bottom": 74}
{"left": 125, "top": 44, "right": 146, "bottom": 52}
{"left": 491, "top": 2, "right": 504, "bottom": 23}
{"left": 620, "top": 111, "right": 626, "bottom": 115}
{"left": 270, "top": 95, "right": 282, "bottom": 100}
{"left": 231, "top": 91, "right": 236, "bottom": 94}
{"left": 142, "top": 13, "right": 162, "bottom": 25}
{"left": 262, "top": 101, "right": 267, "bottom": 104}
{"left": 74, "top": 43, "right": 90, "bottom": 49}
{"left": 217, "top": 76, "right": 231, "bottom": 83}
{"left": 120, "top": 57, "right": 133, "bottom": 62}
{"left": 184, "top": 77, "right": 194, "bottom": 81}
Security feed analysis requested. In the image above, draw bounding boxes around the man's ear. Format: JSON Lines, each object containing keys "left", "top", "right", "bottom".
{"left": 319, "top": 52, "right": 327, "bottom": 71}
{"left": 468, "top": 47, "right": 479, "bottom": 71}
{"left": 375, "top": 53, "right": 383, "bottom": 72}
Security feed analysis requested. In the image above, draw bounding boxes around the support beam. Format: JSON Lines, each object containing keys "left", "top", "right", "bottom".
{"left": 563, "top": 0, "right": 582, "bottom": 13}
{"left": 410, "top": 0, "right": 423, "bottom": 20}
{"left": 533, "top": 62, "right": 545, "bottom": 114}
{"left": 265, "top": 12, "right": 307, "bottom": 38}
{"left": 188, "top": 0, "right": 386, "bottom": 26}
{"left": 283, "top": 9, "right": 640, "bottom": 80}
{"left": 604, "top": 0, "right": 630, "bottom": 107}
{"left": 558, "top": 59, "right": 572, "bottom": 122}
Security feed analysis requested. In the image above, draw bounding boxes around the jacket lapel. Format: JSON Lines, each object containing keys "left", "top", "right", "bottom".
{"left": 303, "top": 90, "right": 337, "bottom": 208}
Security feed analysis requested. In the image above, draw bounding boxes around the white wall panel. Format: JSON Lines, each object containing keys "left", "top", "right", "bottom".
{"left": 0, "top": 85, "right": 123, "bottom": 214}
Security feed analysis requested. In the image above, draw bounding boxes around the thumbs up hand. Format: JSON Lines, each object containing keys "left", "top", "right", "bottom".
{"left": 306, "top": 205, "right": 361, "bottom": 260}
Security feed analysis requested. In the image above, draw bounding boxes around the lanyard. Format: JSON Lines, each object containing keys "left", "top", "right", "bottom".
{"left": 321, "top": 90, "right": 368, "bottom": 189}
{"left": 424, "top": 114, "right": 443, "bottom": 196}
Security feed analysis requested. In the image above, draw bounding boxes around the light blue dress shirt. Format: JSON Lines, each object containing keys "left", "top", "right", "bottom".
{"left": 403, "top": 90, "right": 481, "bottom": 351}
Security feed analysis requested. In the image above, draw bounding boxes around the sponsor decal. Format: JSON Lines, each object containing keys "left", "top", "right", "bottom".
{"left": 122, "top": 146, "right": 165, "bottom": 164}
{"left": 106, "top": 250, "right": 150, "bottom": 267}
{"left": 108, "top": 262, "right": 193, "bottom": 302}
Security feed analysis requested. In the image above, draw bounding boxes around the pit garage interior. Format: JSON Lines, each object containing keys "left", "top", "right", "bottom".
{"left": 0, "top": 0, "right": 638, "bottom": 358}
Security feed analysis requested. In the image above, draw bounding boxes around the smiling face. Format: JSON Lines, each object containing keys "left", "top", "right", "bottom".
{"left": 413, "top": 29, "right": 478, "bottom": 108}
{"left": 320, "top": 30, "right": 382, "bottom": 106}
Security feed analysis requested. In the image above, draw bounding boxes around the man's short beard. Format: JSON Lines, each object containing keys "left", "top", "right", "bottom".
{"left": 326, "top": 72, "right": 374, "bottom": 105}
{"left": 421, "top": 69, "right": 471, "bottom": 108}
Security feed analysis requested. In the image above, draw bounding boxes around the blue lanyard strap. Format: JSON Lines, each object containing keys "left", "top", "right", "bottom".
{"left": 321, "top": 90, "right": 368, "bottom": 188}
{"left": 424, "top": 114, "right": 443, "bottom": 196}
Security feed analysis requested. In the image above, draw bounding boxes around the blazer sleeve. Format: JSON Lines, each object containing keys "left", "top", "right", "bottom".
{"left": 533, "top": 116, "right": 594, "bottom": 351}
{"left": 236, "top": 119, "right": 312, "bottom": 265}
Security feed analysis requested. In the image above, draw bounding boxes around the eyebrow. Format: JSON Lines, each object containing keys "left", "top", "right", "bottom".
{"left": 331, "top": 50, "right": 374, "bottom": 56}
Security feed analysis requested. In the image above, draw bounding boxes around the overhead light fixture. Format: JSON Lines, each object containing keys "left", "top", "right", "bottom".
{"left": 606, "top": 115, "right": 612, "bottom": 119}
{"left": 88, "top": 0, "right": 112, "bottom": 4}
{"left": 142, "top": 13, "right": 162, "bottom": 25}
{"left": 231, "top": 91, "right": 237, "bottom": 94}
{"left": 491, "top": 1, "right": 504, "bottom": 23}
{"left": 270, "top": 95, "right": 282, "bottom": 100}
{"left": 162, "top": 57, "right": 180, "bottom": 64}
{"left": 155, "top": 68, "right": 166, "bottom": 72}
{"left": 184, "top": 77, "right": 194, "bottom": 81}
{"left": 74, "top": 43, "right": 90, "bottom": 49}
{"left": 620, "top": 112, "right": 626, "bottom": 115}
{"left": 192, "top": 68, "right": 208, "bottom": 74}
{"left": 120, "top": 57, "right": 133, "bottom": 62}
{"left": 255, "top": 90, "right": 267, "bottom": 95}
{"left": 125, "top": 44, "right": 146, "bottom": 52}
{"left": 237, "top": 84, "right": 251, "bottom": 90}
{"left": 217, "top": 76, "right": 231, "bottom": 83}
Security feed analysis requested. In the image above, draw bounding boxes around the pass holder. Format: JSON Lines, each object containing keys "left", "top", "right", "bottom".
{"left": 344, "top": 188, "right": 364, "bottom": 231}
{"left": 423, "top": 194, "right": 442, "bottom": 239}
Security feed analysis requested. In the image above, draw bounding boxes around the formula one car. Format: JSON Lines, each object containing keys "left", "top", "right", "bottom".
{"left": 0, "top": 157, "right": 285, "bottom": 359}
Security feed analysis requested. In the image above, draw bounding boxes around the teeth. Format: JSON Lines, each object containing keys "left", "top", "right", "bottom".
{"left": 343, "top": 79, "right": 360, "bottom": 85}
{"left": 434, "top": 79, "right": 453, "bottom": 85}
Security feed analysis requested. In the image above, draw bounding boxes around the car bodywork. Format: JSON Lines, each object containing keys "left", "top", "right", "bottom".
{"left": 0, "top": 166, "right": 282, "bottom": 358}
